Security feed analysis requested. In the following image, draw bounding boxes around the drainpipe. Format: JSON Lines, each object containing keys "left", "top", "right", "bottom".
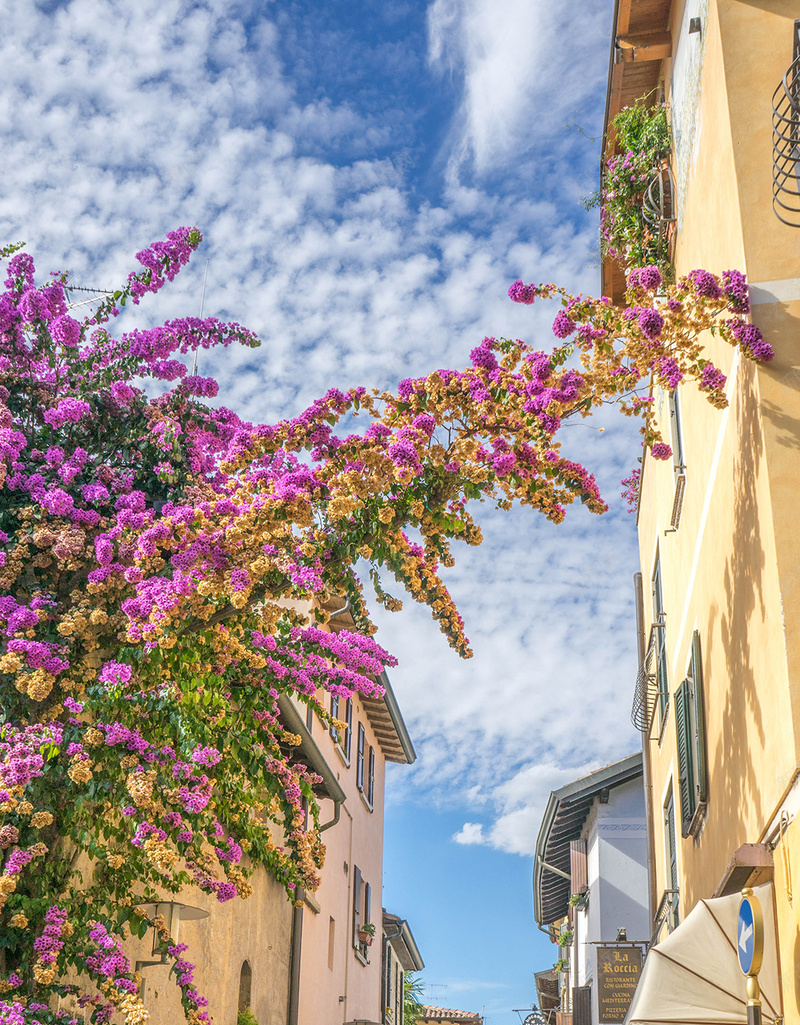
{"left": 329, "top": 599, "right": 351, "bottom": 620}
{"left": 342, "top": 801, "right": 354, "bottom": 1025}
{"left": 287, "top": 893, "right": 304, "bottom": 1025}
{"left": 319, "top": 798, "right": 342, "bottom": 832}
{"left": 634, "top": 572, "right": 657, "bottom": 928}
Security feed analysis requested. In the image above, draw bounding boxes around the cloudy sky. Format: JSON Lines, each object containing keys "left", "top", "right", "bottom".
{"left": 1, "top": 0, "right": 643, "bottom": 1018}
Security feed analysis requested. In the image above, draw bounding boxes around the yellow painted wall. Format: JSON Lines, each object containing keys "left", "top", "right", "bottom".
{"left": 635, "top": 0, "right": 800, "bottom": 1014}
{"left": 57, "top": 861, "right": 293, "bottom": 1025}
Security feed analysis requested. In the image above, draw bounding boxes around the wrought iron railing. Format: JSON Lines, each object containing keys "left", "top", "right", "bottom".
{"left": 642, "top": 156, "right": 676, "bottom": 234}
{"left": 631, "top": 620, "right": 667, "bottom": 732}
{"left": 651, "top": 889, "right": 680, "bottom": 943}
{"left": 772, "top": 21, "right": 800, "bottom": 226}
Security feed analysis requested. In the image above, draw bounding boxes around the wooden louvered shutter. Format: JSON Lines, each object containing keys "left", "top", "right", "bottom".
{"left": 345, "top": 698, "right": 353, "bottom": 760}
{"left": 352, "top": 865, "right": 362, "bottom": 948}
{"left": 570, "top": 838, "right": 587, "bottom": 894}
{"left": 690, "top": 630, "right": 708, "bottom": 805}
{"left": 675, "top": 680, "right": 695, "bottom": 834}
{"left": 573, "top": 986, "right": 591, "bottom": 1025}
{"left": 357, "top": 722, "right": 365, "bottom": 791}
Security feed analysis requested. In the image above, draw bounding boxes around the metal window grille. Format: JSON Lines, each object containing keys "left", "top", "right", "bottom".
{"left": 772, "top": 21, "right": 800, "bottom": 225}
{"left": 642, "top": 157, "right": 677, "bottom": 233}
{"left": 631, "top": 621, "right": 669, "bottom": 732}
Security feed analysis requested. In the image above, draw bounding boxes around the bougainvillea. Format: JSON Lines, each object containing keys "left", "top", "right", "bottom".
{"left": 0, "top": 230, "right": 770, "bottom": 1022}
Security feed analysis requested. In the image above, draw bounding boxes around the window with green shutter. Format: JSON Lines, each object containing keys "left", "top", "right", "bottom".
{"left": 675, "top": 630, "right": 708, "bottom": 837}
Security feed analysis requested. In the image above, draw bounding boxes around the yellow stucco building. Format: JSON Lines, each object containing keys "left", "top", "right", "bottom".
{"left": 59, "top": 600, "right": 418, "bottom": 1025}
{"left": 602, "top": 0, "right": 800, "bottom": 1021}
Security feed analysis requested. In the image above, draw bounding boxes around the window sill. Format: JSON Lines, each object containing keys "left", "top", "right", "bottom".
{"left": 354, "top": 947, "right": 370, "bottom": 966}
{"left": 669, "top": 470, "right": 686, "bottom": 532}
{"left": 359, "top": 789, "right": 374, "bottom": 814}
{"left": 335, "top": 743, "right": 351, "bottom": 768}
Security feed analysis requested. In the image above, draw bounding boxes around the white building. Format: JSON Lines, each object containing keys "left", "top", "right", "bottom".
{"left": 533, "top": 754, "right": 649, "bottom": 1025}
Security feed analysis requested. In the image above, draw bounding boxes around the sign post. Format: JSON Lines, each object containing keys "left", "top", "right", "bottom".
{"left": 737, "top": 888, "right": 764, "bottom": 1025}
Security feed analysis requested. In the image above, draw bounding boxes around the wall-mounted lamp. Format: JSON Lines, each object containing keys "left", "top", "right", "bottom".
{"left": 134, "top": 901, "right": 210, "bottom": 1003}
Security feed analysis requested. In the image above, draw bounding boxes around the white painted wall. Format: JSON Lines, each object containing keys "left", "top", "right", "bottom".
{"left": 573, "top": 777, "right": 649, "bottom": 1025}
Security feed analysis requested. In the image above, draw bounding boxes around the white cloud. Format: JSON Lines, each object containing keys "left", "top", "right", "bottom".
{"left": 452, "top": 822, "right": 485, "bottom": 845}
{"left": 427, "top": 0, "right": 611, "bottom": 177}
{"left": 1, "top": 0, "right": 640, "bottom": 867}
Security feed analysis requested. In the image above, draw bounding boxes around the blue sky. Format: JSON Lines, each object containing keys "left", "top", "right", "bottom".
{"left": 0, "top": 0, "right": 643, "bottom": 1020}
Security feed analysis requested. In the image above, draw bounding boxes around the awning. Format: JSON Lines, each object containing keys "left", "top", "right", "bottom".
{"left": 625, "top": 884, "right": 782, "bottom": 1025}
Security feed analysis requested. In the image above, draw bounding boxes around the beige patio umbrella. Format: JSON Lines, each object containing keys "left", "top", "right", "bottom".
{"left": 625, "top": 884, "right": 781, "bottom": 1025}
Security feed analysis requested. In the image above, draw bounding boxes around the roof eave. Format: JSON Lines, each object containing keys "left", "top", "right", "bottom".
{"left": 533, "top": 753, "right": 644, "bottom": 925}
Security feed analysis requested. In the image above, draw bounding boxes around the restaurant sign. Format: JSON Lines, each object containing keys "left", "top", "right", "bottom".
{"left": 597, "top": 946, "right": 643, "bottom": 1023}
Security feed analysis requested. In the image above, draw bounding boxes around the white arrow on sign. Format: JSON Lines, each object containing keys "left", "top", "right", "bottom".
{"left": 739, "top": 921, "right": 753, "bottom": 953}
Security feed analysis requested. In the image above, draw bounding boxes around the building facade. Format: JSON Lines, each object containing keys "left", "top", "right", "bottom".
{"left": 602, "top": 0, "right": 800, "bottom": 1020}
{"left": 87, "top": 603, "right": 417, "bottom": 1025}
{"left": 533, "top": 755, "right": 649, "bottom": 1025}
{"left": 381, "top": 911, "right": 425, "bottom": 1025}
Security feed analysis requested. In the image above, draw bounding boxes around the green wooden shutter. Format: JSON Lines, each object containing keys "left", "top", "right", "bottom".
{"left": 690, "top": 630, "right": 708, "bottom": 804}
{"left": 675, "top": 680, "right": 696, "bottom": 834}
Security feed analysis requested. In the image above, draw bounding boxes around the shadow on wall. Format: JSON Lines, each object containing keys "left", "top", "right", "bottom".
{"left": 705, "top": 357, "right": 766, "bottom": 896}
{"left": 738, "top": 1, "right": 800, "bottom": 19}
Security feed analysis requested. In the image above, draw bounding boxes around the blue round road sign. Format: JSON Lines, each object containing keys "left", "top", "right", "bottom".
{"left": 737, "top": 892, "right": 763, "bottom": 977}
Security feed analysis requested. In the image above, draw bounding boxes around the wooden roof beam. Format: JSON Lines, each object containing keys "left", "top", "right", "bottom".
{"left": 616, "top": 30, "right": 672, "bottom": 62}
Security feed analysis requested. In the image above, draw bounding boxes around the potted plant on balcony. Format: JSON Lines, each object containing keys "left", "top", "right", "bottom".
{"left": 553, "top": 958, "right": 569, "bottom": 975}
{"left": 359, "top": 921, "right": 376, "bottom": 946}
{"left": 568, "top": 891, "right": 588, "bottom": 910}
{"left": 557, "top": 929, "right": 574, "bottom": 948}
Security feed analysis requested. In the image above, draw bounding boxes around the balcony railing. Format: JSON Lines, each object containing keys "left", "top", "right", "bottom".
{"left": 651, "top": 889, "right": 680, "bottom": 943}
{"left": 631, "top": 621, "right": 668, "bottom": 732}
{"left": 642, "top": 156, "right": 677, "bottom": 236}
{"left": 772, "top": 20, "right": 800, "bottom": 226}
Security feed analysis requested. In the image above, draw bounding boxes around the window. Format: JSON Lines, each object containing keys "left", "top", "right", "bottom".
{"left": 668, "top": 390, "right": 687, "bottom": 530}
{"left": 330, "top": 694, "right": 339, "bottom": 743}
{"left": 352, "top": 865, "right": 362, "bottom": 948}
{"left": 352, "top": 866, "right": 371, "bottom": 959}
{"left": 668, "top": 389, "right": 685, "bottom": 473}
{"left": 356, "top": 722, "right": 366, "bottom": 792}
{"left": 652, "top": 553, "right": 669, "bottom": 731}
{"left": 382, "top": 938, "right": 392, "bottom": 1013}
{"left": 367, "top": 745, "right": 375, "bottom": 807}
{"left": 238, "top": 960, "right": 252, "bottom": 1014}
{"left": 305, "top": 703, "right": 314, "bottom": 732}
{"left": 675, "top": 630, "right": 708, "bottom": 837}
{"left": 663, "top": 789, "right": 680, "bottom": 929}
